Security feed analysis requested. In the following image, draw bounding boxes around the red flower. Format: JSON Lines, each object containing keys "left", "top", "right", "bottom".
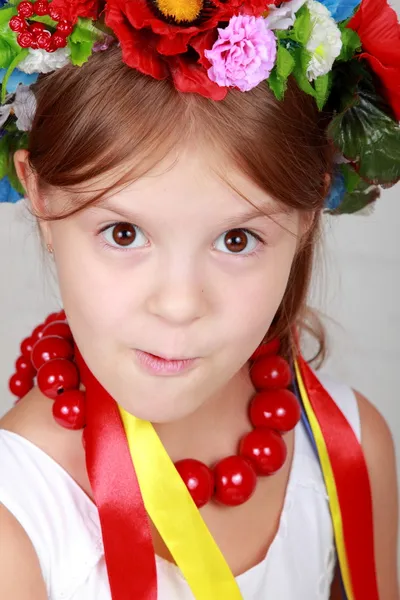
{"left": 104, "top": 0, "right": 270, "bottom": 100}
{"left": 50, "top": 0, "right": 101, "bottom": 24}
{"left": 348, "top": 0, "right": 400, "bottom": 120}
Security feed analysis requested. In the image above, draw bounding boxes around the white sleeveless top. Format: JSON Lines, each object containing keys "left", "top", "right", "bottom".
{"left": 0, "top": 373, "right": 360, "bottom": 600}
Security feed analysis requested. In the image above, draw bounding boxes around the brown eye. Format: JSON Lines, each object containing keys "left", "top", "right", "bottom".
{"left": 102, "top": 223, "right": 147, "bottom": 249}
{"left": 214, "top": 228, "right": 260, "bottom": 255}
{"left": 112, "top": 223, "right": 136, "bottom": 246}
{"left": 224, "top": 229, "right": 248, "bottom": 253}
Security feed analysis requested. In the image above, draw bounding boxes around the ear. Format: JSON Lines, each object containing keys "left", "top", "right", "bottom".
{"left": 14, "top": 149, "right": 53, "bottom": 247}
{"left": 14, "top": 149, "right": 38, "bottom": 203}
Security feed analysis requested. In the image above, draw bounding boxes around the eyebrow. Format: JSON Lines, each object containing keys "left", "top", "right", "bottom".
{"left": 95, "top": 201, "right": 286, "bottom": 229}
{"left": 216, "top": 206, "right": 288, "bottom": 229}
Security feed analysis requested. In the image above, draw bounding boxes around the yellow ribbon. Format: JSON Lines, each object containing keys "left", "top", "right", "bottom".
{"left": 294, "top": 360, "right": 354, "bottom": 600}
{"left": 119, "top": 407, "right": 243, "bottom": 600}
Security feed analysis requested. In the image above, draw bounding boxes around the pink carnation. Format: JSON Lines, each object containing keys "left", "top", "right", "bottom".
{"left": 204, "top": 15, "right": 277, "bottom": 93}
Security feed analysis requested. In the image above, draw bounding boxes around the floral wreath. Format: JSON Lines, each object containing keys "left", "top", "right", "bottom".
{"left": 0, "top": 0, "right": 399, "bottom": 214}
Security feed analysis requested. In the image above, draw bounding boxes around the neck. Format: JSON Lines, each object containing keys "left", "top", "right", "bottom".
{"left": 153, "top": 362, "right": 255, "bottom": 465}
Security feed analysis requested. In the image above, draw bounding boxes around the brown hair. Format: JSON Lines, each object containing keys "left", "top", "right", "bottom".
{"left": 27, "top": 47, "right": 333, "bottom": 363}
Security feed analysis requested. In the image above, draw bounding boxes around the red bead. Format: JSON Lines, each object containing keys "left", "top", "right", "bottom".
{"left": 29, "top": 22, "right": 46, "bottom": 35}
{"left": 20, "top": 336, "right": 34, "bottom": 360}
{"left": 9, "top": 373, "right": 33, "bottom": 398}
{"left": 15, "top": 355, "right": 36, "bottom": 379}
{"left": 56, "top": 309, "right": 67, "bottom": 322}
{"left": 175, "top": 459, "right": 214, "bottom": 508}
{"left": 214, "top": 456, "right": 257, "bottom": 506}
{"left": 56, "top": 20, "right": 73, "bottom": 36}
{"left": 51, "top": 32, "right": 67, "bottom": 48}
{"left": 17, "top": 31, "right": 34, "bottom": 48}
{"left": 33, "top": 0, "right": 49, "bottom": 15}
{"left": 37, "top": 358, "right": 79, "bottom": 399}
{"left": 42, "top": 320, "right": 72, "bottom": 341}
{"left": 18, "top": 1, "right": 34, "bottom": 17}
{"left": 52, "top": 390, "right": 86, "bottom": 430}
{"left": 44, "top": 311, "right": 62, "bottom": 325}
{"left": 31, "top": 335, "right": 74, "bottom": 370}
{"left": 49, "top": 5, "right": 62, "bottom": 20}
{"left": 37, "top": 31, "right": 52, "bottom": 49}
{"left": 9, "top": 15, "right": 27, "bottom": 33}
{"left": 31, "top": 323, "right": 45, "bottom": 344}
{"left": 250, "top": 355, "right": 291, "bottom": 390}
{"left": 239, "top": 428, "right": 287, "bottom": 476}
{"left": 250, "top": 338, "right": 280, "bottom": 361}
{"left": 249, "top": 389, "right": 301, "bottom": 432}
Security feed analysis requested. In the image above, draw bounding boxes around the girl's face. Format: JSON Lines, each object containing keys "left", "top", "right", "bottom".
{"left": 38, "top": 146, "right": 302, "bottom": 422}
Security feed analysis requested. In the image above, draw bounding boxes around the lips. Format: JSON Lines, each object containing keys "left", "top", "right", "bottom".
{"left": 145, "top": 351, "right": 194, "bottom": 361}
{"left": 134, "top": 349, "right": 198, "bottom": 376}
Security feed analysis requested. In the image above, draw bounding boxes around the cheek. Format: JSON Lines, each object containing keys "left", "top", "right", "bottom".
{"left": 223, "top": 243, "right": 296, "bottom": 346}
{"left": 50, "top": 224, "right": 132, "bottom": 338}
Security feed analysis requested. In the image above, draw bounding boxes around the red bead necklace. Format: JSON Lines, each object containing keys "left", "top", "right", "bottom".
{"left": 9, "top": 311, "right": 301, "bottom": 508}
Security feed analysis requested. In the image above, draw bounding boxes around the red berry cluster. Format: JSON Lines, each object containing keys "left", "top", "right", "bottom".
{"left": 9, "top": 1, "right": 73, "bottom": 52}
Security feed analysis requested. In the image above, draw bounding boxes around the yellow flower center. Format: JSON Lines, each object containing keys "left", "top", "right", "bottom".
{"left": 153, "top": 0, "right": 204, "bottom": 23}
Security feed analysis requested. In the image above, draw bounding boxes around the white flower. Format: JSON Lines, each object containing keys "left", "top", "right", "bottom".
{"left": 0, "top": 85, "right": 36, "bottom": 131}
{"left": 264, "top": 0, "right": 307, "bottom": 30}
{"left": 18, "top": 47, "right": 71, "bottom": 75}
{"left": 306, "top": 0, "right": 342, "bottom": 81}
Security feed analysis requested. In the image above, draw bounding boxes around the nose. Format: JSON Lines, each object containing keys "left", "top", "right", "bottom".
{"left": 146, "top": 262, "right": 208, "bottom": 326}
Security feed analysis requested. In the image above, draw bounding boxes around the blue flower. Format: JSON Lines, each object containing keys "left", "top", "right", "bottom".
{"left": 0, "top": 176, "right": 23, "bottom": 203}
{"left": 318, "top": 0, "right": 361, "bottom": 22}
{"left": 0, "top": 68, "right": 38, "bottom": 94}
{"left": 325, "top": 171, "right": 346, "bottom": 211}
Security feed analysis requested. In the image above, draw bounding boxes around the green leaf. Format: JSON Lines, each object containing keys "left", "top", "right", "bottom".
{"left": 0, "top": 134, "right": 10, "bottom": 179}
{"left": 0, "top": 11, "right": 21, "bottom": 67}
{"left": 70, "top": 17, "right": 100, "bottom": 44}
{"left": 0, "top": 37, "right": 18, "bottom": 69}
{"left": 340, "top": 162, "right": 361, "bottom": 193}
{"left": 0, "top": 7, "right": 17, "bottom": 27}
{"left": 337, "top": 28, "right": 361, "bottom": 62}
{"left": 0, "top": 48, "right": 29, "bottom": 103}
{"left": 276, "top": 44, "right": 295, "bottom": 81}
{"left": 330, "top": 167, "right": 380, "bottom": 215}
{"left": 67, "top": 18, "right": 101, "bottom": 66}
{"left": 267, "top": 68, "right": 287, "bottom": 101}
{"left": 30, "top": 15, "right": 57, "bottom": 27}
{"left": 314, "top": 72, "right": 331, "bottom": 110}
{"left": 292, "top": 47, "right": 316, "bottom": 98}
{"left": 291, "top": 5, "right": 312, "bottom": 46}
{"left": 327, "top": 78, "right": 400, "bottom": 185}
{"left": 68, "top": 39, "right": 94, "bottom": 67}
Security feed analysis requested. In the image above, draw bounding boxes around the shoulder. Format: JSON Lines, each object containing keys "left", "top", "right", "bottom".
{"left": 0, "top": 386, "right": 91, "bottom": 499}
{"left": 353, "top": 390, "right": 399, "bottom": 599}
{"left": 354, "top": 390, "right": 396, "bottom": 467}
{"left": 0, "top": 503, "right": 47, "bottom": 599}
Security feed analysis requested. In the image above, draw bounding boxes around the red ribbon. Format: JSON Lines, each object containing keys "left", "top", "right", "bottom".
{"left": 297, "top": 355, "right": 379, "bottom": 600}
{"left": 75, "top": 349, "right": 158, "bottom": 600}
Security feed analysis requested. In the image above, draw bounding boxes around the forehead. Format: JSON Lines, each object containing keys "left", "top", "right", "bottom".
{"left": 94, "top": 144, "right": 287, "bottom": 221}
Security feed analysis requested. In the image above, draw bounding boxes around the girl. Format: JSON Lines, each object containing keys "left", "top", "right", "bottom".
{"left": 0, "top": 1, "right": 399, "bottom": 599}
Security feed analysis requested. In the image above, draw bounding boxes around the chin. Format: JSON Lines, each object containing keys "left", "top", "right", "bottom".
{"left": 114, "top": 376, "right": 204, "bottom": 423}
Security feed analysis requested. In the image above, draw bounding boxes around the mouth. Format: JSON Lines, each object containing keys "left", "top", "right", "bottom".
{"left": 134, "top": 349, "right": 198, "bottom": 376}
